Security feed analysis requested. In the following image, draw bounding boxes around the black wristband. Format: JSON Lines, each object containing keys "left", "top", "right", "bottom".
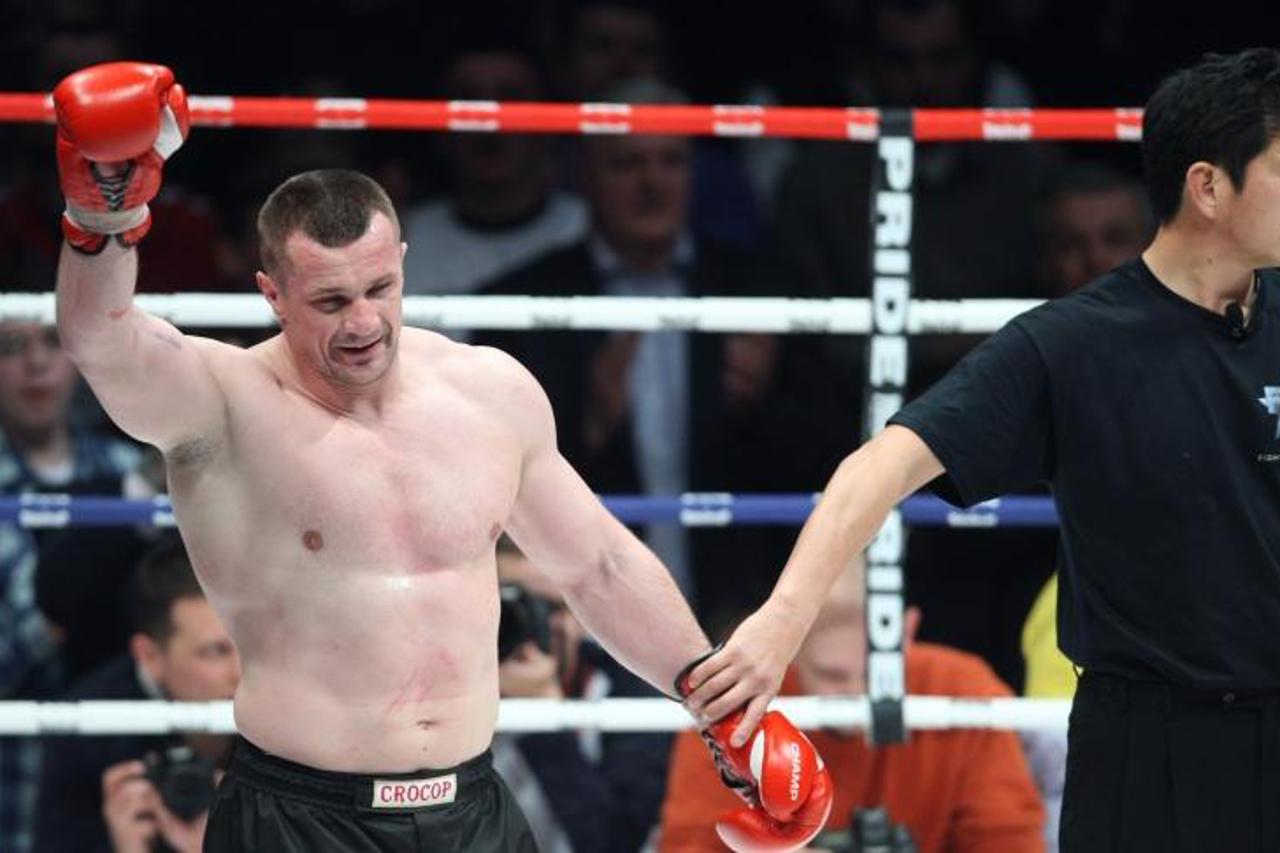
{"left": 672, "top": 642, "right": 722, "bottom": 699}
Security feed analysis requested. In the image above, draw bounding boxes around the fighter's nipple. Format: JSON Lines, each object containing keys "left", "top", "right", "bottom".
{"left": 302, "top": 529, "right": 325, "bottom": 552}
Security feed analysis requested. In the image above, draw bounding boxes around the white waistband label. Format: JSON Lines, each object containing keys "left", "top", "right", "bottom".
{"left": 371, "top": 773, "right": 458, "bottom": 809}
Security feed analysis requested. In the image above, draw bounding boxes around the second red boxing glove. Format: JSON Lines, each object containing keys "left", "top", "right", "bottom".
{"left": 716, "top": 761, "right": 835, "bottom": 853}
{"left": 53, "top": 61, "right": 190, "bottom": 253}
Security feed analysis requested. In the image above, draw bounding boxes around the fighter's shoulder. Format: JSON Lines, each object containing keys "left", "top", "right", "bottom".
{"left": 407, "top": 329, "right": 546, "bottom": 406}
{"left": 190, "top": 334, "right": 277, "bottom": 382}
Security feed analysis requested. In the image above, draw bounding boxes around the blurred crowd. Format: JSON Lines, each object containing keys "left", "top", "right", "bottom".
{"left": 0, "top": 0, "right": 1267, "bottom": 850}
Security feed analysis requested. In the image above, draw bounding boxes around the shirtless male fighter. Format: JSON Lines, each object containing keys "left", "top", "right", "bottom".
{"left": 52, "top": 62, "right": 832, "bottom": 851}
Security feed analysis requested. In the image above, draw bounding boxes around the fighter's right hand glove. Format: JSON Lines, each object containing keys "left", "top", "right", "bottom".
{"left": 676, "top": 660, "right": 835, "bottom": 852}
{"left": 53, "top": 62, "right": 189, "bottom": 254}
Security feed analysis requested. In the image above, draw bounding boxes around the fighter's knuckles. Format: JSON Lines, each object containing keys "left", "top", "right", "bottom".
{"left": 54, "top": 62, "right": 178, "bottom": 162}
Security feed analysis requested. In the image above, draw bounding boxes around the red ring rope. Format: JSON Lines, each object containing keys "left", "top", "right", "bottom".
{"left": 0, "top": 94, "right": 1141, "bottom": 141}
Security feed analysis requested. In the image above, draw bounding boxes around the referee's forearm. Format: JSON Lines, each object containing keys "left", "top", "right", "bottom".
{"left": 771, "top": 425, "right": 941, "bottom": 623}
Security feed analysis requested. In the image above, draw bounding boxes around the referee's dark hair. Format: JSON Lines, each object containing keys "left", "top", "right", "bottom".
{"left": 129, "top": 535, "right": 205, "bottom": 646}
{"left": 1143, "top": 48, "right": 1280, "bottom": 223}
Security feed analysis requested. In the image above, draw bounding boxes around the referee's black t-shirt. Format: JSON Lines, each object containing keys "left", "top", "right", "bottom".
{"left": 890, "top": 259, "right": 1280, "bottom": 689}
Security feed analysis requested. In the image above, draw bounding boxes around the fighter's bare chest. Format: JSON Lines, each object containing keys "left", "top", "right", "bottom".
{"left": 232, "top": 399, "right": 521, "bottom": 566}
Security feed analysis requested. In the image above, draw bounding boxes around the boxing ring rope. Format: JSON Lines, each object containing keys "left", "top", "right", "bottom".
{"left": 0, "top": 91, "right": 1115, "bottom": 742}
{"left": 0, "top": 94, "right": 1141, "bottom": 141}
{"left": 0, "top": 293, "right": 1037, "bottom": 334}
{"left": 0, "top": 696, "right": 1070, "bottom": 736}
{"left": 0, "top": 493, "right": 1059, "bottom": 529}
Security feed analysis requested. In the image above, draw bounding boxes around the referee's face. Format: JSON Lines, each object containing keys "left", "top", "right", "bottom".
{"left": 1221, "top": 137, "right": 1280, "bottom": 268}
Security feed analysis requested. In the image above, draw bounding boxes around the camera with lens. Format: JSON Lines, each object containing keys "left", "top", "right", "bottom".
{"left": 142, "top": 745, "right": 216, "bottom": 822}
{"left": 497, "top": 582, "right": 553, "bottom": 661}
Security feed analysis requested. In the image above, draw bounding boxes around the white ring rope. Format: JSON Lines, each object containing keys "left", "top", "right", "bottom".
{"left": 0, "top": 293, "right": 1038, "bottom": 334}
{"left": 0, "top": 696, "right": 1070, "bottom": 735}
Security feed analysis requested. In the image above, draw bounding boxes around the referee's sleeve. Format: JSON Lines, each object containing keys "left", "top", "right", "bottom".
{"left": 888, "top": 320, "right": 1051, "bottom": 507}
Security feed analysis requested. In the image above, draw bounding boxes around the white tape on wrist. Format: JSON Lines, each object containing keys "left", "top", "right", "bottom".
{"left": 65, "top": 204, "right": 149, "bottom": 235}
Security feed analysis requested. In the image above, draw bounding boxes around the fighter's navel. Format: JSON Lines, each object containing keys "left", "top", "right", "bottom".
{"left": 302, "top": 529, "right": 325, "bottom": 552}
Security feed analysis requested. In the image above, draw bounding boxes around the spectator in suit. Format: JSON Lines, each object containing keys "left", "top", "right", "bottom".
{"left": 478, "top": 78, "right": 845, "bottom": 619}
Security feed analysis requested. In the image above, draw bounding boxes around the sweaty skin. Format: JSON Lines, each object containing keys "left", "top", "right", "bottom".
{"left": 56, "top": 214, "right": 710, "bottom": 772}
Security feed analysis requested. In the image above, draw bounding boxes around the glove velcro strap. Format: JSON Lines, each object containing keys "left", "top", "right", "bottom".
{"left": 153, "top": 104, "right": 185, "bottom": 160}
{"left": 673, "top": 642, "right": 723, "bottom": 699}
{"left": 65, "top": 203, "right": 149, "bottom": 236}
{"left": 699, "top": 728, "right": 758, "bottom": 806}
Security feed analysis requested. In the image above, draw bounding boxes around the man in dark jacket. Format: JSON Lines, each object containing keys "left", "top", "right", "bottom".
{"left": 477, "top": 79, "right": 848, "bottom": 623}
{"left": 35, "top": 537, "right": 239, "bottom": 853}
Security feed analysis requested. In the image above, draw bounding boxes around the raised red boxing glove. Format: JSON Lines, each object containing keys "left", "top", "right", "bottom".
{"left": 715, "top": 761, "right": 835, "bottom": 853}
{"left": 53, "top": 62, "right": 189, "bottom": 253}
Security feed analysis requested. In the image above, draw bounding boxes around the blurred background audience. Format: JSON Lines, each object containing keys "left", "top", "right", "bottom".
{"left": 0, "top": 0, "right": 1269, "bottom": 848}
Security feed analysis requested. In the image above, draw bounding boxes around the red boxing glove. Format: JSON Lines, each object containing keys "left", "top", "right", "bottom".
{"left": 716, "top": 761, "right": 834, "bottom": 853}
{"left": 53, "top": 62, "right": 190, "bottom": 253}
{"left": 676, "top": 656, "right": 834, "bottom": 852}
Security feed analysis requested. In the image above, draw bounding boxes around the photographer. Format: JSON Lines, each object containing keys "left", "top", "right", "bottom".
{"left": 493, "top": 536, "right": 671, "bottom": 853}
{"left": 34, "top": 536, "right": 239, "bottom": 853}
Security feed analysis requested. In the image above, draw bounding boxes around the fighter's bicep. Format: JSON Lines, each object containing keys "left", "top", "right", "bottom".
{"left": 77, "top": 311, "right": 228, "bottom": 453}
{"left": 506, "top": 448, "right": 619, "bottom": 585}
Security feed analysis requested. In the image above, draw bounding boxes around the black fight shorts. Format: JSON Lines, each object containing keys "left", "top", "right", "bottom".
{"left": 204, "top": 738, "right": 538, "bottom": 852}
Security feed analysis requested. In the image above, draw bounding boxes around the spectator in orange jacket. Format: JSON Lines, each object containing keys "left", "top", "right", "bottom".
{"left": 659, "top": 557, "right": 1044, "bottom": 852}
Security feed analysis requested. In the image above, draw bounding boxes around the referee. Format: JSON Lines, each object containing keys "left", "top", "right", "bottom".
{"left": 684, "top": 47, "right": 1280, "bottom": 853}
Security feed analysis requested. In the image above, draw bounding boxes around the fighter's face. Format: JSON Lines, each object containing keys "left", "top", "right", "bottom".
{"left": 0, "top": 322, "right": 78, "bottom": 438}
{"left": 264, "top": 213, "right": 406, "bottom": 388}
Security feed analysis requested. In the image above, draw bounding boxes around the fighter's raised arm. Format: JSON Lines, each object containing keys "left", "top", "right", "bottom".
{"left": 53, "top": 63, "right": 228, "bottom": 455}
